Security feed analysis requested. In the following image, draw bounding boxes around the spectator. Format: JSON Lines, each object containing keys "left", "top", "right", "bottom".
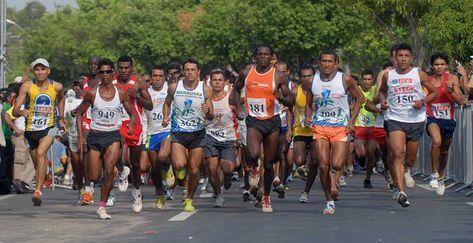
{"left": 46, "top": 135, "right": 70, "bottom": 187}
{"left": 0, "top": 88, "right": 16, "bottom": 194}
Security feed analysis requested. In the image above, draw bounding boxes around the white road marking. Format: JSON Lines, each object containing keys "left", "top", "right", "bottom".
{"left": 417, "top": 184, "right": 435, "bottom": 192}
{"left": 0, "top": 194, "right": 15, "bottom": 202}
{"left": 465, "top": 202, "right": 473, "bottom": 207}
{"left": 168, "top": 211, "right": 197, "bottom": 222}
{"left": 199, "top": 192, "right": 213, "bottom": 198}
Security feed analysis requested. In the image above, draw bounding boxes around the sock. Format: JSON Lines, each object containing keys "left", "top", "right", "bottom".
{"left": 99, "top": 201, "right": 106, "bottom": 208}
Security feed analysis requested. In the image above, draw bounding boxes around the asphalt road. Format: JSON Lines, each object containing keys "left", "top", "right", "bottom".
{"left": 0, "top": 174, "right": 472, "bottom": 243}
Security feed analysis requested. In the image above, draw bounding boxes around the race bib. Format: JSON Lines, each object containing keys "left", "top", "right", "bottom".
{"left": 247, "top": 98, "right": 268, "bottom": 117}
{"left": 152, "top": 111, "right": 164, "bottom": 122}
{"left": 432, "top": 102, "right": 451, "bottom": 120}
{"left": 31, "top": 105, "right": 53, "bottom": 130}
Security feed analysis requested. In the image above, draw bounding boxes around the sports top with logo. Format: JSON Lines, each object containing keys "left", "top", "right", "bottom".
{"left": 426, "top": 73, "right": 455, "bottom": 120}
{"left": 206, "top": 92, "right": 238, "bottom": 142}
{"left": 293, "top": 84, "right": 313, "bottom": 137}
{"left": 355, "top": 86, "right": 376, "bottom": 127}
{"left": 171, "top": 80, "right": 206, "bottom": 132}
{"left": 385, "top": 67, "right": 426, "bottom": 123}
{"left": 90, "top": 85, "right": 122, "bottom": 132}
{"left": 25, "top": 79, "right": 57, "bottom": 132}
{"left": 311, "top": 72, "right": 350, "bottom": 127}
{"left": 244, "top": 65, "right": 277, "bottom": 120}
{"left": 146, "top": 83, "right": 170, "bottom": 135}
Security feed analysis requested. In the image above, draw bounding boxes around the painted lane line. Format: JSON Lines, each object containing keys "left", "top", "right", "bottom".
{"left": 0, "top": 194, "right": 14, "bottom": 202}
{"left": 168, "top": 211, "right": 197, "bottom": 221}
{"left": 417, "top": 184, "right": 435, "bottom": 192}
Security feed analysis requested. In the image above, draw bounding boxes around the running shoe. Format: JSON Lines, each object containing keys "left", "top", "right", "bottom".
{"left": 242, "top": 190, "right": 250, "bottom": 202}
{"left": 429, "top": 173, "right": 439, "bottom": 189}
{"left": 223, "top": 175, "right": 232, "bottom": 190}
{"left": 392, "top": 187, "right": 400, "bottom": 200}
{"left": 274, "top": 184, "right": 285, "bottom": 198}
{"left": 323, "top": 201, "right": 335, "bottom": 215}
{"left": 375, "top": 160, "right": 385, "bottom": 174}
{"left": 339, "top": 176, "right": 347, "bottom": 187}
{"left": 231, "top": 171, "right": 239, "bottom": 182}
{"left": 404, "top": 169, "right": 415, "bottom": 188}
{"left": 106, "top": 191, "right": 115, "bottom": 207}
{"left": 155, "top": 195, "right": 166, "bottom": 209}
{"left": 140, "top": 172, "right": 147, "bottom": 185}
{"left": 131, "top": 188, "right": 143, "bottom": 213}
{"left": 272, "top": 176, "right": 281, "bottom": 187}
{"left": 299, "top": 192, "right": 309, "bottom": 203}
{"left": 215, "top": 194, "right": 224, "bottom": 208}
{"left": 436, "top": 179, "right": 445, "bottom": 196}
{"left": 396, "top": 191, "right": 410, "bottom": 207}
{"left": 262, "top": 196, "right": 273, "bottom": 213}
{"left": 165, "top": 167, "right": 175, "bottom": 187}
{"left": 296, "top": 166, "right": 308, "bottom": 181}
{"left": 32, "top": 190, "right": 42, "bottom": 206}
{"left": 96, "top": 207, "right": 112, "bottom": 220}
{"left": 201, "top": 178, "right": 209, "bottom": 191}
{"left": 80, "top": 192, "right": 94, "bottom": 206}
{"left": 183, "top": 198, "right": 195, "bottom": 212}
{"left": 118, "top": 166, "right": 130, "bottom": 192}
{"left": 249, "top": 167, "right": 260, "bottom": 188}
{"left": 165, "top": 188, "right": 174, "bottom": 200}
{"left": 363, "top": 179, "right": 373, "bottom": 189}
{"left": 176, "top": 168, "right": 186, "bottom": 181}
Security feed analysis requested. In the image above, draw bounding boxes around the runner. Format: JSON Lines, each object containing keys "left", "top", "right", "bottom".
{"left": 162, "top": 58, "right": 214, "bottom": 212}
{"left": 376, "top": 43, "right": 437, "bottom": 207}
{"left": 426, "top": 53, "right": 466, "bottom": 195}
{"left": 12, "top": 58, "right": 66, "bottom": 206}
{"left": 304, "top": 50, "right": 364, "bottom": 215}
{"left": 113, "top": 55, "right": 152, "bottom": 213}
{"left": 76, "top": 58, "right": 135, "bottom": 219}
{"left": 353, "top": 70, "right": 379, "bottom": 188}
{"left": 204, "top": 69, "right": 239, "bottom": 207}
{"left": 145, "top": 65, "right": 171, "bottom": 209}
{"left": 231, "top": 45, "right": 293, "bottom": 212}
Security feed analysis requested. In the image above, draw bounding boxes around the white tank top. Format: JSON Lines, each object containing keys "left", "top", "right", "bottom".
{"left": 385, "top": 67, "right": 426, "bottom": 123}
{"left": 311, "top": 72, "right": 350, "bottom": 127}
{"left": 171, "top": 80, "right": 205, "bottom": 132}
{"left": 206, "top": 92, "right": 238, "bottom": 142}
{"left": 90, "top": 86, "right": 122, "bottom": 132}
{"left": 146, "top": 84, "right": 170, "bottom": 135}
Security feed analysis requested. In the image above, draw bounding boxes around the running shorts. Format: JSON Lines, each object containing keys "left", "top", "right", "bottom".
{"left": 385, "top": 120, "right": 425, "bottom": 142}
{"left": 203, "top": 134, "right": 237, "bottom": 163}
{"left": 87, "top": 130, "right": 121, "bottom": 153}
{"left": 426, "top": 117, "right": 456, "bottom": 139}
{"left": 119, "top": 120, "right": 144, "bottom": 147}
{"left": 24, "top": 127, "right": 59, "bottom": 150}
{"left": 246, "top": 115, "right": 281, "bottom": 138}
{"left": 171, "top": 129, "right": 205, "bottom": 149}
{"left": 147, "top": 131, "right": 170, "bottom": 151}
{"left": 312, "top": 125, "right": 348, "bottom": 142}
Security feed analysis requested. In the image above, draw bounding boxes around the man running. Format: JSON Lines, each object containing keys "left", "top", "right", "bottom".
{"left": 204, "top": 69, "right": 239, "bottom": 207}
{"left": 304, "top": 50, "right": 364, "bottom": 215}
{"left": 76, "top": 58, "right": 135, "bottom": 219}
{"left": 13, "top": 58, "right": 66, "bottom": 206}
{"left": 65, "top": 81, "right": 83, "bottom": 190}
{"left": 231, "top": 45, "right": 293, "bottom": 212}
{"left": 113, "top": 56, "right": 152, "bottom": 213}
{"left": 426, "top": 53, "right": 465, "bottom": 195}
{"left": 377, "top": 43, "right": 437, "bottom": 207}
{"left": 146, "top": 65, "right": 172, "bottom": 209}
{"left": 162, "top": 58, "right": 214, "bottom": 212}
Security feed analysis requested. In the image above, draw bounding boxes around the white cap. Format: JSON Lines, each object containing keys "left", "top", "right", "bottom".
{"left": 14, "top": 76, "right": 22, "bottom": 83}
{"left": 470, "top": 55, "right": 473, "bottom": 59}
{"left": 31, "top": 58, "right": 50, "bottom": 68}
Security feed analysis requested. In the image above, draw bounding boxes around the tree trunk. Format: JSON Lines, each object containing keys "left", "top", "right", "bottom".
{"left": 408, "top": 13, "right": 425, "bottom": 67}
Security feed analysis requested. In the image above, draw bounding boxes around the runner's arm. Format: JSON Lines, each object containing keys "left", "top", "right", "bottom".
{"left": 12, "top": 81, "right": 31, "bottom": 117}
{"left": 75, "top": 89, "right": 94, "bottom": 152}
{"left": 419, "top": 71, "right": 437, "bottom": 104}
{"left": 303, "top": 82, "right": 313, "bottom": 126}
{"left": 377, "top": 72, "right": 389, "bottom": 110}
{"left": 119, "top": 89, "right": 135, "bottom": 131}
{"left": 373, "top": 69, "right": 387, "bottom": 104}
{"left": 449, "top": 74, "right": 467, "bottom": 105}
{"left": 136, "top": 77, "right": 153, "bottom": 111}
{"left": 55, "top": 82, "right": 66, "bottom": 131}
{"left": 230, "top": 66, "right": 250, "bottom": 119}
{"left": 162, "top": 82, "right": 177, "bottom": 127}
{"left": 276, "top": 71, "right": 294, "bottom": 107}
{"left": 364, "top": 100, "right": 381, "bottom": 114}
{"left": 345, "top": 76, "right": 365, "bottom": 129}
{"left": 203, "top": 84, "right": 214, "bottom": 120}
{"left": 3, "top": 108, "right": 22, "bottom": 136}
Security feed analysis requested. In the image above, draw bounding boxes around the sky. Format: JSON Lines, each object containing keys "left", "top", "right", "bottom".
{"left": 7, "top": 0, "right": 78, "bottom": 12}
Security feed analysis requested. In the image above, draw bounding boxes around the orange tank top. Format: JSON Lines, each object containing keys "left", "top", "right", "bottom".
{"left": 244, "top": 65, "right": 276, "bottom": 120}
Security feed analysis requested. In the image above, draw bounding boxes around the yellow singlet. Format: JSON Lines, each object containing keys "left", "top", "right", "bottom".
{"left": 293, "top": 84, "right": 313, "bottom": 137}
{"left": 25, "top": 79, "right": 57, "bottom": 131}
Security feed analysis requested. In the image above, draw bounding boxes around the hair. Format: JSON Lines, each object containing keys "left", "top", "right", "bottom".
{"left": 381, "top": 62, "right": 392, "bottom": 70}
{"left": 275, "top": 60, "right": 288, "bottom": 68}
{"left": 319, "top": 50, "right": 339, "bottom": 63}
{"left": 72, "top": 81, "right": 82, "bottom": 87}
{"left": 430, "top": 53, "right": 450, "bottom": 66}
{"left": 253, "top": 44, "right": 274, "bottom": 57}
{"left": 351, "top": 75, "right": 359, "bottom": 83}
{"left": 88, "top": 56, "right": 101, "bottom": 63}
{"left": 117, "top": 55, "right": 133, "bottom": 65}
{"left": 361, "top": 69, "right": 374, "bottom": 77}
{"left": 183, "top": 58, "right": 200, "bottom": 70}
{"left": 150, "top": 65, "right": 166, "bottom": 76}
{"left": 210, "top": 68, "right": 225, "bottom": 79}
{"left": 167, "top": 62, "right": 181, "bottom": 73}
{"left": 394, "top": 43, "right": 413, "bottom": 55}
{"left": 98, "top": 58, "right": 115, "bottom": 69}
{"left": 389, "top": 44, "right": 399, "bottom": 57}
{"left": 299, "top": 63, "right": 314, "bottom": 75}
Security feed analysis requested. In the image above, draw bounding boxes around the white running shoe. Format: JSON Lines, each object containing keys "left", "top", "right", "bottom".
{"left": 339, "top": 176, "right": 347, "bottom": 187}
{"left": 392, "top": 187, "right": 400, "bottom": 200}
{"left": 323, "top": 201, "right": 335, "bottom": 215}
{"left": 97, "top": 207, "right": 111, "bottom": 220}
{"left": 436, "top": 179, "right": 445, "bottom": 195}
{"left": 106, "top": 191, "right": 115, "bottom": 207}
{"left": 131, "top": 188, "right": 143, "bottom": 213}
{"left": 215, "top": 194, "right": 224, "bottom": 208}
{"left": 118, "top": 166, "right": 130, "bottom": 192}
{"left": 404, "top": 169, "right": 415, "bottom": 188}
{"left": 299, "top": 192, "right": 309, "bottom": 203}
{"left": 201, "top": 178, "right": 209, "bottom": 191}
{"left": 429, "top": 173, "right": 439, "bottom": 189}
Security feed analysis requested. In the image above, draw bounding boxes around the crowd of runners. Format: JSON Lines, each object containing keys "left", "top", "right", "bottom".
{"left": 1, "top": 43, "right": 473, "bottom": 219}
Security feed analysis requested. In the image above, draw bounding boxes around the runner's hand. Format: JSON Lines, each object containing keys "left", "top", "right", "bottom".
{"left": 274, "top": 90, "right": 282, "bottom": 102}
{"left": 285, "top": 129, "right": 292, "bottom": 143}
{"left": 162, "top": 116, "right": 170, "bottom": 128}
{"left": 380, "top": 100, "right": 389, "bottom": 110}
{"left": 20, "top": 109, "right": 29, "bottom": 117}
{"left": 457, "top": 65, "right": 467, "bottom": 76}
{"left": 412, "top": 100, "right": 424, "bottom": 109}
{"left": 346, "top": 122, "right": 355, "bottom": 133}
{"left": 59, "top": 120, "right": 67, "bottom": 132}
{"left": 303, "top": 116, "right": 312, "bottom": 128}
{"left": 446, "top": 81, "right": 454, "bottom": 94}
{"left": 126, "top": 87, "right": 139, "bottom": 98}
{"left": 201, "top": 103, "right": 210, "bottom": 114}
{"left": 13, "top": 128, "right": 24, "bottom": 136}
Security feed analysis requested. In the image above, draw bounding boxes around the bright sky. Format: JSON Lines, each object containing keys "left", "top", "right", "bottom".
{"left": 7, "top": 0, "right": 78, "bottom": 12}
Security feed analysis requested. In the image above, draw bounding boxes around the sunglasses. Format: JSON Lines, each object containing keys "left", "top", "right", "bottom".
{"left": 98, "top": 69, "right": 114, "bottom": 74}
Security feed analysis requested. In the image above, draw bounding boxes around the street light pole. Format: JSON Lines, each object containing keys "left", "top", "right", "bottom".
{"left": 0, "top": 0, "right": 7, "bottom": 88}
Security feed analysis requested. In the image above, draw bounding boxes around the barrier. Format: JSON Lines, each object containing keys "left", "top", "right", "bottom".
{"left": 413, "top": 103, "right": 473, "bottom": 196}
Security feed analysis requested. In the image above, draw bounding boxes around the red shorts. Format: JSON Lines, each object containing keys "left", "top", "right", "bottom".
{"left": 354, "top": 126, "right": 386, "bottom": 145}
{"left": 373, "top": 127, "right": 386, "bottom": 145}
{"left": 120, "top": 120, "right": 144, "bottom": 147}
